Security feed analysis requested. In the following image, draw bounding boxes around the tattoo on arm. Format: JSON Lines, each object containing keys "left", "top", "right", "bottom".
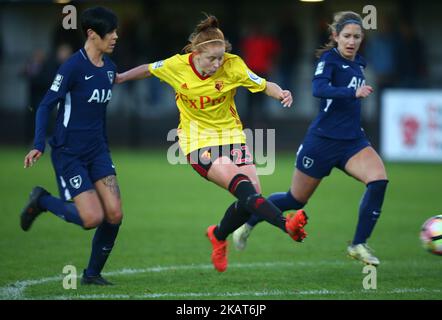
{"left": 102, "top": 175, "right": 121, "bottom": 198}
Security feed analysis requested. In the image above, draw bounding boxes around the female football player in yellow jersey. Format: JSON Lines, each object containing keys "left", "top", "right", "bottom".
{"left": 116, "top": 15, "right": 308, "bottom": 272}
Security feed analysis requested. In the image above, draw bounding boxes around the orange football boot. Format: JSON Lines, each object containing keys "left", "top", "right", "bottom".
{"left": 285, "top": 210, "right": 308, "bottom": 242}
{"left": 206, "top": 225, "right": 228, "bottom": 272}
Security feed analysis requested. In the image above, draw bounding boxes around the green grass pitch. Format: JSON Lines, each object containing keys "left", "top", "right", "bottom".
{"left": 0, "top": 147, "right": 441, "bottom": 300}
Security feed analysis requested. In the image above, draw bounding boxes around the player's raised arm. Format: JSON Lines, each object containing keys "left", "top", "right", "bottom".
{"left": 115, "top": 64, "right": 151, "bottom": 83}
{"left": 264, "top": 81, "right": 293, "bottom": 108}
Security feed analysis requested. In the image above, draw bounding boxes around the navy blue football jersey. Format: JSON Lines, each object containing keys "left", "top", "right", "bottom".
{"left": 309, "top": 48, "right": 367, "bottom": 140}
{"left": 34, "top": 48, "right": 116, "bottom": 153}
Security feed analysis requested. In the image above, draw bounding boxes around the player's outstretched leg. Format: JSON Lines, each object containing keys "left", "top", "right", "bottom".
{"left": 233, "top": 190, "right": 306, "bottom": 250}
{"left": 233, "top": 210, "right": 308, "bottom": 251}
{"left": 20, "top": 186, "right": 50, "bottom": 231}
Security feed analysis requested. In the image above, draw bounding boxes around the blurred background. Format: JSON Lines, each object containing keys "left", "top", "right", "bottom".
{"left": 0, "top": 0, "right": 441, "bottom": 161}
{"left": 1, "top": 1, "right": 441, "bottom": 300}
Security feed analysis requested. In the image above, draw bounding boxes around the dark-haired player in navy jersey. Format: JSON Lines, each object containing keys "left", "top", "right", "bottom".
{"left": 21, "top": 7, "right": 122, "bottom": 285}
{"left": 234, "top": 11, "right": 388, "bottom": 266}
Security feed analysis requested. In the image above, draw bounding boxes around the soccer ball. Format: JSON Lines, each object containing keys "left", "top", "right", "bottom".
{"left": 420, "top": 215, "right": 442, "bottom": 255}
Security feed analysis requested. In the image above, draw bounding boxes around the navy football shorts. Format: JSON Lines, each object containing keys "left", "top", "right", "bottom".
{"left": 295, "top": 133, "right": 371, "bottom": 179}
{"left": 50, "top": 144, "right": 117, "bottom": 201}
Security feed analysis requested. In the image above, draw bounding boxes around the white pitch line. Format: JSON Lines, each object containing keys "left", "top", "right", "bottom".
{"left": 1, "top": 260, "right": 441, "bottom": 300}
{"left": 47, "top": 288, "right": 442, "bottom": 300}
{"left": 49, "top": 290, "right": 335, "bottom": 300}
{"left": 0, "top": 275, "right": 63, "bottom": 300}
{"left": 0, "top": 261, "right": 343, "bottom": 300}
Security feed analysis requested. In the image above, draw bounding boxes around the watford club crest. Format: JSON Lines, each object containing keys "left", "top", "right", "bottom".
{"left": 215, "top": 81, "right": 224, "bottom": 92}
{"left": 201, "top": 149, "right": 211, "bottom": 161}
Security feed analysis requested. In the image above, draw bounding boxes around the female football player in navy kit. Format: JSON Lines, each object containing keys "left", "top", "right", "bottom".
{"left": 21, "top": 7, "right": 122, "bottom": 285}
{"left": 234, "top": 11, "right": 388, "bottom": 266}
